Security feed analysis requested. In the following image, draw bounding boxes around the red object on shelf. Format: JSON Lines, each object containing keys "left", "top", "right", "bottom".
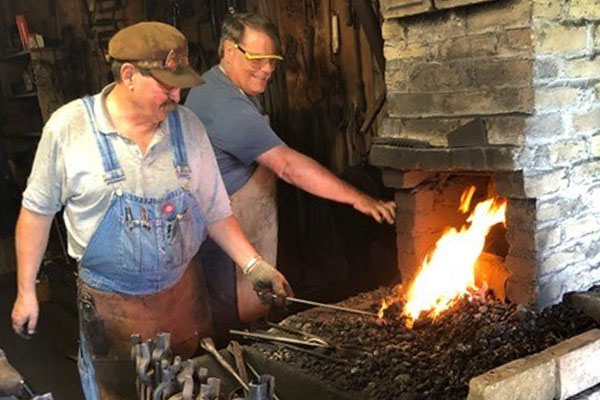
{"left": 15, "top": 14, "right": 30, "bottom": 50}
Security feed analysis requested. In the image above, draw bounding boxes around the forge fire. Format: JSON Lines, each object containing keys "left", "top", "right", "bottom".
{"left": 378, "top": 185, "right": 507, "bottom": 327}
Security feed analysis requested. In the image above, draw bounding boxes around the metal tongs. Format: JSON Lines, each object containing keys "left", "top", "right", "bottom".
{"left": 230, "top": 323, "right": 369, "bottom": 364}
{"left": 264, "top": 293, "right": 378, "bottom": 318}
{"left": 231, "top": 322, "right": 329, "bottom": 349}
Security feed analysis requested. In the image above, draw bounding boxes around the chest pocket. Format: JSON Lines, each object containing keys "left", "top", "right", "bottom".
{"left": 118, "top": 191, "right": 206, "bottom": 274}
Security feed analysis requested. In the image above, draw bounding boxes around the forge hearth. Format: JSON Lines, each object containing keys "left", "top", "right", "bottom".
{"left": 368, "top": 0, "right": 600, "bottom": 309}
{"left": 249, "top": 287, "right": 599, "bottom": 400}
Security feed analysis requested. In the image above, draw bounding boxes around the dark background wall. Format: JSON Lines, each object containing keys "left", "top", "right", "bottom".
{"left": 0, "top": 0, "right": 398, "bottom": 301}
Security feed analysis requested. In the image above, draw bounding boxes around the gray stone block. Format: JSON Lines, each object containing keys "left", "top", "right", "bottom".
{"left": 434, "top": 0, "right": 497, "bottom": 9}
{"left": 447, "top": 118, "right": 489, "bottom": 147}
{"left": 382, "top": 170, "right": 435, "bottom": 189}
{"left": 564, "top": 292, "right": 600, "bottom": 325}
{"left": 467, "top": 352, "right": 556, "bottom": 400}
{"left": 542, "top": 329, "right": 600, "bottom": 400}
{"left": 494, "top": 172, "right": 526, "bottom": 198}
{"left": 421, "top": 148, "right": 452, "bottom": 170}
{"left": 485, "top": 146, "right": 519, "bottom": 171}
{"left": 448, "top": 147, "right": 486, "bottom": 170}
{"left": 381, "top": 0, "right": 434, "bottom": 19}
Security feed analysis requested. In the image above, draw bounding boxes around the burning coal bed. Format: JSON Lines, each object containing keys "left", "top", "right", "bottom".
{"left": 251, "top": 286, "right": 599, "bottom": 400}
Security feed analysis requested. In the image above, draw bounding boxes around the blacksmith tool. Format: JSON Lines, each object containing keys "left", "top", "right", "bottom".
{"left": 132, "top": 339, "right": 154, "bottom": 400}
{"left": 226, "top": 341, "right": 249, "bottom": 386}
{"left": 242, "top": 360, "right": 282, "bottom": 400}
{"left": 153, "top": 356, "right": 181, "bottom": 400}
{"left": 266, "top": 322, "right": 329, "bottom": 346}
{"left": 152, "top": 333, "right": 173, "bottom": 386}
{"left": 199, "top": 377, "right": 222, "bottom": 400}
{"left": 248, "top": 374, "right": 275, "bottom": 400}
{"left": 229, "top": 330, "right": 329, "bottom": 349}
{"left": 200, "top": 338, "right": 249, "bottom": 392}
{"left": 229, "top": 329, "right": 350, "bottom": 365}
{"left": 232, "top": 323, "right": 368, "bottom": 360}
{"left": 265, "top": 293, "right": 378, "bottom": 317}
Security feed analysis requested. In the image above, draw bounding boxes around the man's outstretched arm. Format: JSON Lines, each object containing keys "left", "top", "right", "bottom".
{"left": 258, "top": 146, "right": 396, "bottom": 224}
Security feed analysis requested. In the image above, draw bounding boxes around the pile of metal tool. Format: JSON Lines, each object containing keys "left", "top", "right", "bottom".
{"left": 131, "top": 333, "right": 277, "bottom": 400}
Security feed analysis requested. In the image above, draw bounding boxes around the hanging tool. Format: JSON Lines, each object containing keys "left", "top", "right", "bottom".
{"left": 350, "top": 0, "right": 385, "bottom": 73}
{"left": 264, "top": 293, "right": 378, "bottom": 317}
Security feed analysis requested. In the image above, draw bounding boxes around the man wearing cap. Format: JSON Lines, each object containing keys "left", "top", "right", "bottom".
{"left": 185, "top": 13, "right": 396, "bottom": 341}
{"left": 10, "top": 22, "right": 292, "bottom": 399}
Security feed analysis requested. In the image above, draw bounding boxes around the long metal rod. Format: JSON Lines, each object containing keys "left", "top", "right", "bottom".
{"left": 229, "top": 330, "right": 330, "bottom": 348}
{"left": 271, "top": 294, "right": 378, "bottom": 317}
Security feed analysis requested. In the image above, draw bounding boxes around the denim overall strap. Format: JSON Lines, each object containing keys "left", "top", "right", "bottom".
{"left": 168, "top": 109, "right": 191, "bottom": 179}
{"left": 81, "top": 96, "right": 125, "bottom": 185}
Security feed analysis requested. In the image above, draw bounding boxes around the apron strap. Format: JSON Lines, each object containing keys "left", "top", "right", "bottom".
{"left": 167, "top": 109, "right": 191, "bottom": 179}
{"left": 81, "top": 96, "right": 126, "bottom": 185}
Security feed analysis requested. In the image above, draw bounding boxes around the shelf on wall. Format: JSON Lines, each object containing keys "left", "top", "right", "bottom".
{"left": 10, "top": 91, "right": 37, "bottom": 99}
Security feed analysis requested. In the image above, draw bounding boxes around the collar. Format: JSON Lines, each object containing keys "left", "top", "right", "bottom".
{"left": 209, "top": 65, "right": 263, "bottom": 113}
{"left": 91, "top": 83, "right": 167, "bottom": 139}
{"left": 212, "top": 65, "right": 248, "bottom": 97}
{"left": 92, "top": 83, "right": 118, "bottom": 135}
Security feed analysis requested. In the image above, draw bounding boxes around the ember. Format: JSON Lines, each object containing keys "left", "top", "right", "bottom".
{"left": 379, "top": 186, "right": 507, "bottom": 328}
{"left": 253, "top": 287, "right": 598, "bottom": 399}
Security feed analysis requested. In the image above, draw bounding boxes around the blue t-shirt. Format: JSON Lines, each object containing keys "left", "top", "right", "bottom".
{"left": 185, "top": 66, "right": 285, "bottom": 195}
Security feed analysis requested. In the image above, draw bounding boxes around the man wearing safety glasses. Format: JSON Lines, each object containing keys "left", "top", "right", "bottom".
{"left": 185, "top": 13, "right": 396, "bottom": 343}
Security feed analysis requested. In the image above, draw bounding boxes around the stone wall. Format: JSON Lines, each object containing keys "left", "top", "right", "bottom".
{"left": 378, "top": 0, "right": 600, "bottom": 308}
{"left": 380, "top": 0, "right": 533, "bottom": 146}
{"left": 527, "top": 0, "right": 600, "bottom": 307}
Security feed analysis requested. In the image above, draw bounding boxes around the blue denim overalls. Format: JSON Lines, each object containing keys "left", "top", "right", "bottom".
{"left": 76, "top": 96, "right": 212, "bottom": 399}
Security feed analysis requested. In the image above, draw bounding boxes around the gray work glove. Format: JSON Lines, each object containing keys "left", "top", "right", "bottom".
{"left": 245, "top": 258, "right": 294, "bottom": 302}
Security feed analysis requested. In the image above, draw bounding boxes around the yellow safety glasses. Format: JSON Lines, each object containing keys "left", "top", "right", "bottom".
{"left": 233, "top": 42, "right": 283, "bottom": 69}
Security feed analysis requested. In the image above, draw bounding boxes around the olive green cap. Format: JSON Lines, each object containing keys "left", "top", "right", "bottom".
{"left": 108, "top": 21, "right": 203, "bottom": 88}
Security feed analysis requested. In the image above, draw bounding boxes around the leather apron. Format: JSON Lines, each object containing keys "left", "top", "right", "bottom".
{"left": 200, "top": 164, "right": 277, "bottom": 345}
{"left": 77, "top": 97, "right": 212, "bottom": 400}
{"left": 230, "top": 164, "right": 278, "bottom": 322}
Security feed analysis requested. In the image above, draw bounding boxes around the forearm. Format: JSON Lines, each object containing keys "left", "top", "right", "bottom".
{"left": 270, "top": 150, "right": 361, "bottom": 206}
{"left": 259, "top": 146, "right": 396, "bottom": 224}
{"left": 15, "top": 207, "right": 54, "bottom": 298}
{"left": 206, "top": 215, "right": 259, "bottom": 268}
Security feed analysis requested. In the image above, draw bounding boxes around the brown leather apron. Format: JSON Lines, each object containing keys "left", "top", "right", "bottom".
{"left": 230, "top": 164, "right": 279, "bottom": 322}
{"left": 78, "top": 256, "right": 213, "bottom": 399}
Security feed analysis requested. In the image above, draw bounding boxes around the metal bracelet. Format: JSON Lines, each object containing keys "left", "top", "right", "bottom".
{"left": 242, "top": 255, "right": 262, "bottom": 275}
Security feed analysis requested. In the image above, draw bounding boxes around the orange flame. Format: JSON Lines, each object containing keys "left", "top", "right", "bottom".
{"left": 379, "top": 186, "right": 507, "bottom": 326}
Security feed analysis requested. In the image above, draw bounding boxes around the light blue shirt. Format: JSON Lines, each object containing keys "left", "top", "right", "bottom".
{"left": 22, "top": 83, "right": 232, "bottom": 261}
